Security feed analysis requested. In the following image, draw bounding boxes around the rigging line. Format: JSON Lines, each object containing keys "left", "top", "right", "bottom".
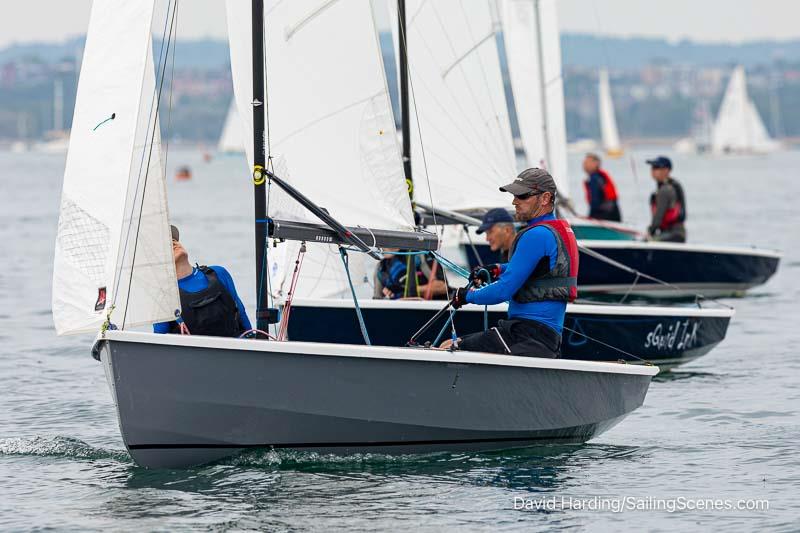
{"left": 590, "top": 0, "right": 613, "bottom": 71}
{"left": 162, "top": 0, "right": 179, "bottom": 188}
{"left": 561, "top": 324, "right": 653, "bottom": 365}
{"left": 397, "top": 0, "right": 455, "bottom": 329}
{"left": 339, "top": 247, "right": 372, "bottom": 345}
{"left": 578, "top": 244, "right": 733, "bottom": 309}
{"left": 121, "top": 0, "right": 177, "bottom": 329}
{"left": 112, "top": 0, "right": 174, "bottom": 327}
{"left": 403, "top": 9, "right": 505, "bottom": 170}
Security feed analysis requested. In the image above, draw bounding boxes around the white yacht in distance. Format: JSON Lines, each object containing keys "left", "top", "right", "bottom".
{"left": 711, "top": 66, "right": 781, "bottom": 155}
{"left": 598, "top": 68, "right": 623, "bottom": 158}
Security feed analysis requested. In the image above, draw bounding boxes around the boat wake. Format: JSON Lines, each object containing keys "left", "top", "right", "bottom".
{"left": 0, "top": 436, "right": 130, "bottom": 462}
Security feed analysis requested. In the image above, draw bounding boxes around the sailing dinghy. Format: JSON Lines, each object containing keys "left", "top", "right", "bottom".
{"left": 54, "top": 0, "right": 657, "bottom": 469}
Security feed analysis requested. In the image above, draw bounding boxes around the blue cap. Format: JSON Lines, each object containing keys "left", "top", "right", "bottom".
{"left": 476, "top": 208, "right": 514, "bottom": 234}
{"left": 646, "top": 156, "right": 672, "bottom": 169}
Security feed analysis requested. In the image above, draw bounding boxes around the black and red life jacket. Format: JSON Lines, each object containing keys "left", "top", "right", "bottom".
{"left": 583, "top": 168, "right": 619, "bottom": 205}
{"left": 650, "top": 177, "right": 686, "bottom": 231}
{"left": 508, "top": 218, "right": 579, "bottom": 303}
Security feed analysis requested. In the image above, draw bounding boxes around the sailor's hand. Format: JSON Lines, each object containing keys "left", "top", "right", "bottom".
{"left": 382, "top": 287, "right": 395, "bottom": 299}
{"left": 451, "top": 287, "right": 468, "bottom": 309}
{"left": 438, "top": 337, "right": 461, "bottom": 350}
{"left": 469, "top": 264, "right": 501, "bottom": 285}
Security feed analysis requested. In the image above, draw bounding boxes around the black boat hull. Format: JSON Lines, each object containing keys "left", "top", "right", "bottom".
{"left": 286, "top": 299, "right": 733, "bottom": 370}
{"left": 464, "top": 240, "right": 781, "bottom": 298}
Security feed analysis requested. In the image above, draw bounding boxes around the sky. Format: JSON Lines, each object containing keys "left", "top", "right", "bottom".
{"left": 1, "top": 0, "right": 799, "bottom": 48}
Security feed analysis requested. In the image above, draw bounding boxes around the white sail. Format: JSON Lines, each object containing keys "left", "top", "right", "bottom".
{"left": 501, "top": 0, "right": 569, "bottom": 198}
{"left": 401, "top": 0, "right": 517, "bottom": 211}
{"left": 598, "top": 68, "right": 622, "bottom": 156}
{"left": 52, "top": 0, "right": 179, "bottom": 335}
{"left": 226, "top": 0, "right": 412, "bottom": 299}
{"left": 217, "top": 99, "right": 244, "bottom": 153}
{"left": 711, "top": 66, "right": 780, "bottom": 155}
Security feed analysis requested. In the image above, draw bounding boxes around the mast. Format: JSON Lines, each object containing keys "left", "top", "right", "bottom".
{"left": 396, "top": 0, "right": 418, "bottom": 297}
{"left": 398, "top": 0, "right": 412, "bottom": 195}
{"left": 532, "top": 0, "right": 551, "bottom": 174}
{"left": 251, "top": 0, "right": 269, "bottom": 331}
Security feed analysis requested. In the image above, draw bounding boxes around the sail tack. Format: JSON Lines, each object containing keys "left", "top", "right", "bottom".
{"left": 52, "top": 0, "right": 179, "bottom": 335}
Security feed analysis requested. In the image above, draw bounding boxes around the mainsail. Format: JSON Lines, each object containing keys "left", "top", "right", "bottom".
{"left": 500, "top": 0, "right": 569, "bottom": 198}
{"left": 711, "top": 66, "right": 780, "bottom": 155}
{"left": 52, "top": 0, "right": 179, "bottom": 335}
{"left": 226, "top": 0, "right": 414, "bottom": 299}
{"left": 598, "top": 68, "right": 623, "bottom": 157}
{"left": 401, "top": 0, "right": 517, "bottom": 211}
{"left": 217, "top": 99, "right": 245, "bottom": 153}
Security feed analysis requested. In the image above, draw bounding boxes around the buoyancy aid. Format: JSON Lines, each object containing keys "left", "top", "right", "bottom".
{"left": 650, "top": 177, "right": 686, "bottom": 231}
{"left": 168, "top": 266, "right": 244, "bottom": 337}
{"left": 583, "top": 168, "right": 619, "bottom": 204}
{"left": 508, "top": 218, "right": 579, "bottom": 303}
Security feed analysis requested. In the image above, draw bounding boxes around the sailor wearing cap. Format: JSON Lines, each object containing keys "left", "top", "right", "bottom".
{"left": 153, "top": 225, "right": 252, "bottom": 337}
{"left": 646, "top": 156, "right": 687, "bottom": 242}
{"left": 440, "top": 169, "right": 579, "bottom": 359}
{"left": 476, "top": 207, "right": 516, "bottom": 263}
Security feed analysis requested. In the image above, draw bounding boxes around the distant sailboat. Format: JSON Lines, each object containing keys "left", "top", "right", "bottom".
{"left": 598, "top": 68, "right": 623, "bottom": 157}
{"left": 217, "top": 99, "right": 245, "bottom": 154}
{"left": 711, "top": 66, "right": 781, "bottom": 155}
{"left": 673, "top": 99, "right": 713, "bottom": 154}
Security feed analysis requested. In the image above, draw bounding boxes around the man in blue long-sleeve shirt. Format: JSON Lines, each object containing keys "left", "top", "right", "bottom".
{"left": 153, "top": 225, "right": 251, "bottom": 336}
{"left": 439, "top": 169, "right": 579, "bottom": 358}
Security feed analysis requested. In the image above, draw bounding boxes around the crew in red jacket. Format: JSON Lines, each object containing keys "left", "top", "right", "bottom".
{"left": 582, "top": 153, "right": 621, "bottom": 221}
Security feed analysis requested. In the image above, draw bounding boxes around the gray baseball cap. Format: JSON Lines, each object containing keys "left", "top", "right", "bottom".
{"left": 499, "top": 168, "right": 557, "bottom": 196}
{"left": 170, "top": 225, "right": 180, "bottom": 241}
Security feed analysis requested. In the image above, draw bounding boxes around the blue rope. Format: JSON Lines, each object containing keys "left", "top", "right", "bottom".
{"left": 339, "top": 247, "right": 371, "bottom": 345}
{"left": 431, "top": 251, "right": 470, "bottom": 279}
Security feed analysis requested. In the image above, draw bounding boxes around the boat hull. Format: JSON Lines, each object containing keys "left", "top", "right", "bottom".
{"left": 286, "top": 299, "right": 732, "bottom": 370}
{"left": 97, "top": 331, "right": 655, "bottom": 469}
{"left": 464, "top": 240, "right": 781, "bottom": 298}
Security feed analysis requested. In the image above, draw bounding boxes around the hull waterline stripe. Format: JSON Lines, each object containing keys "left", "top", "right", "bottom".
{"left": 127, "top": 434, "right": 592, "bottom": 450}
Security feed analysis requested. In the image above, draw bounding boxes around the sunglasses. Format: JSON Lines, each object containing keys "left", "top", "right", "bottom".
{"left": 514, "top": 191, "right": 545, "bottom": 201}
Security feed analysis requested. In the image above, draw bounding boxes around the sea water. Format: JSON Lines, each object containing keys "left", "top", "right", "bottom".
{"left": 0, "top": 147, "right": 798, "bottom": 531}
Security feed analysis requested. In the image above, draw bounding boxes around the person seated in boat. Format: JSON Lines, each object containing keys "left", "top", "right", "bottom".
{"left": 154, "top": 225, "right": 252, "bottom": 336}
{"left": 439, "top": 168, "right": 578, "bottom": 359}
{"left": 374, "top": 251, "right": 448, "bottom": 300}
{"left": 646, "top": 156, "right": 686, "bottom": 242}
{"left": 582, "top": 153, "right": 621, "bottom": 221}
{"left": 476, "top": 208, "right": 516, "bottom": 263}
